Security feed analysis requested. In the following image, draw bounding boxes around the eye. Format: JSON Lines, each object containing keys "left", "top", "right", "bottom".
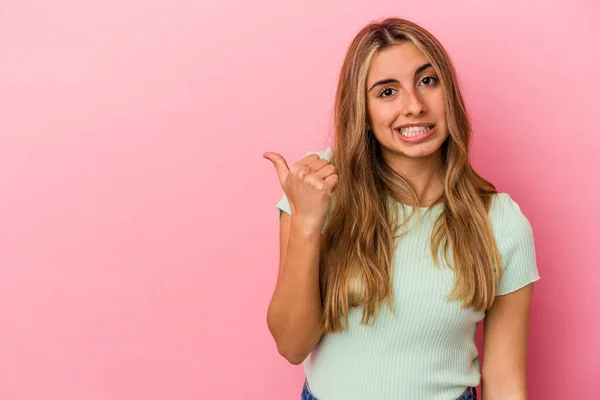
{"left": 420, "top": 76, "right": 438, "bottom": 86}
{"left": 377, "top": 87, "right": 397, "bottom": 98}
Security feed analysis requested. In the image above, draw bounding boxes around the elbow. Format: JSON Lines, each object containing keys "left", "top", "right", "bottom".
{"left": 267, "top": 321, "right": 310, "bottom": 365}
{"left": 266, "top": 308, "right": 317, "bottom": 365}
{"left": 277, "top": 343, "right": 310, "bottom": 365}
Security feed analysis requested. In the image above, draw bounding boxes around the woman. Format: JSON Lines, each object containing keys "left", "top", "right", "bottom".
{"left": 263, "top": 17, "right": 540, "bottom": 400}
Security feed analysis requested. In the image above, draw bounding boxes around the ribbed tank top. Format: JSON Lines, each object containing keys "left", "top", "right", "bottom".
{"left": 275, "top": 148, "right": 540, "bottom": 400}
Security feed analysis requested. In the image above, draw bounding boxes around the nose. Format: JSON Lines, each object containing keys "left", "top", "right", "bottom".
{"left": 402, "top": 90, "right": 427, "bottom": 117}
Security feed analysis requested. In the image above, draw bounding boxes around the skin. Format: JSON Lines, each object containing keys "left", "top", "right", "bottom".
{"left": 365, "top": 41, "right": 449, "bottom": 206}
{"left": 366, "top": 42, "right": 533, "bottom": 399}
{"left": 481, "top": 284, "right": 533, "bottom": 399}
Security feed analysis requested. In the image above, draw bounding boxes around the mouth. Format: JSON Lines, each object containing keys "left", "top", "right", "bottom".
{"left": 395, "top": 124, "right": 435, "bottom": 138}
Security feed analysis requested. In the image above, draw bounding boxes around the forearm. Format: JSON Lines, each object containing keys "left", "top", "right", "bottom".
{"left": 267, "top": 217, "right": 323, "bottom": 364}
{"left": 482, "top": 394, "right": 526, "bottom": 400}
{"left": 481, "top": 378, "right": 528, "bottom": 400}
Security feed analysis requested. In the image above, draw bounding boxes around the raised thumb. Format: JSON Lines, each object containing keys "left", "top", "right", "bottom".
{"left": 263, "top": 152, "right": 290, "bottom": 185}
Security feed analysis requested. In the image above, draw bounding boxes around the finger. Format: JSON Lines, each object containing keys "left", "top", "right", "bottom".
{"left": 315, "top": 164, "right": 336, "bottom": 179}
{"left": 297, "top": 153, "right": 321, "bottom": 166}
{"left": 263, "top": 152, "right": 290, "bottom": 184}
{"left": 324, "top": 174, "right": 339, "bottom": 192}
{"left": 307, "top": 158, "right": 331, "bottom": 172}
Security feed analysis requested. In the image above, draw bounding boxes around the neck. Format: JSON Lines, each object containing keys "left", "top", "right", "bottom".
{"left": 382, "top": 149, "right": 445, "bottom": 207}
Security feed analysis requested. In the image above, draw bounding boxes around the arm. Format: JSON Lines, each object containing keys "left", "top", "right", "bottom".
{"left": 481, "top": 283, "right": 535, "bottom": 400}
{"left": 266, "top": 211, "right": 324, "bottom": 365}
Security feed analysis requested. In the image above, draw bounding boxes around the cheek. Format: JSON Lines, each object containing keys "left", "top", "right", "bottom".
{"left": 369, "top": 102, "right": 398, "bottom": 126}
{"left": 429, "top": 92, "right": 446, "bottom": 117}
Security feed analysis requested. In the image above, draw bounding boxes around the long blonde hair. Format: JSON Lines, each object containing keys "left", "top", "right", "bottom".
{"left": 319, "top": 17, "right": 502, "bottom": 333}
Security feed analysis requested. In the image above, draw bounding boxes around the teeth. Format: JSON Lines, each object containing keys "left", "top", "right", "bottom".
{"left": 399, "top": 125, "right": 433, "bottom": 137}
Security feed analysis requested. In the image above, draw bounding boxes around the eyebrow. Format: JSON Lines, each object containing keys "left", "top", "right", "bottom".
{"left": 367, "top": 63, "right": 433, "bottom": 93}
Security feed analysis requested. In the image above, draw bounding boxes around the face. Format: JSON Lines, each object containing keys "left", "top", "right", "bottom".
{"left": 365, "top": 42, "right": 449, "bottom": 163}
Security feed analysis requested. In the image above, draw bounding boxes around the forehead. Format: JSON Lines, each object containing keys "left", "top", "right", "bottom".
{"left": 367, "top": 42, "right": 430, "bottom": 82}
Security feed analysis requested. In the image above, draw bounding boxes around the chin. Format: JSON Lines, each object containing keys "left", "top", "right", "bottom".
{"left": 403, "top": 148, "right": 440, "bottom": 158}
{"left": 399, "top": 141, "right": 444, "bottom": 157}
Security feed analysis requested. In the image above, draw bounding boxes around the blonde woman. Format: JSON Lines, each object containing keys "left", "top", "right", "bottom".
{"left": 264, "top": 17, "right": 539, "bottom": 400}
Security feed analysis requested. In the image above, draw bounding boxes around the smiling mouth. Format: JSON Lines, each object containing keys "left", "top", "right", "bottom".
{"left": 396, "top": 125, "right": 435, "bottom": 138}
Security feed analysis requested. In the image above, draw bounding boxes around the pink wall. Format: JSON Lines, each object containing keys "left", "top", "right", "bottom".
{"left": 0, "top": 0, "right": 598, "bottom": 398}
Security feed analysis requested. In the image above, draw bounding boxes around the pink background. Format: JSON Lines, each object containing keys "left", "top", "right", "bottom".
{"left": 0, "top": 0, "right": 598, "bottom": 398}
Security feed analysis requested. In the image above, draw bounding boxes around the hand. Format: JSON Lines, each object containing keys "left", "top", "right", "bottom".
{"left": 263, "top": 151, "right": 338, "bottom": 229}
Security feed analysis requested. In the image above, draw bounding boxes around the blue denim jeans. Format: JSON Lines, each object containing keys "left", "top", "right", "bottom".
{"left": 456, "top": 385, "right": 478, "bottom": 400}
{"left": 301, "top": 379, "right": 478, "bottom": 399}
